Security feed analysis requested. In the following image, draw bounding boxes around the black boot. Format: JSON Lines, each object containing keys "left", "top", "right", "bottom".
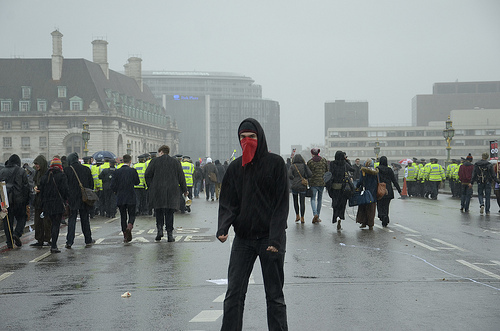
{"left": 167, "top": 232, "right": 175, "bottom": 242}
{"left": 155, "top": 228, "right": 163, "bottom": 241}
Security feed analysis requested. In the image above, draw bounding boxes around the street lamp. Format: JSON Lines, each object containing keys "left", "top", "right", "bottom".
{"left": 126, "top": 140, "right": 132, "bottom": 156}
{"left": 443, "top": 116, "right": 455, "bottom": 165}
{"left": 374, "top": 140, "right": 380, "bottom": 160}
{"left": 82, "top": 119, "right": 90, "bottom": 157}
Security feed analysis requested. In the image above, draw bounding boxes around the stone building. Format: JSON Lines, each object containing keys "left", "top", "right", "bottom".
{"left": 0, "top": 30, "right": 179, "bottom": 163}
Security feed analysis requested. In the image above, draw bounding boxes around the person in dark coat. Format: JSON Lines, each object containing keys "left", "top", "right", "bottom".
{"left": 64, "top": 152, "right": 95, "bottom": 248}
{"left": 356, "top": 158, "right": 379, "bottom": 229}
{"left": 289, "top": 154, "right": 312, "bottom": 223}
{"left": 99, "top": 160, "right": 117, "bottom": 218}
{"left": 193, "top": 161, "right": 203, "bottom": 198}
{"left": 202, "top": 158, "right": 217, "bottom": 201}
{"left": 39, "top": 158, "right": 69, "bottom": 253}
{"left": 217, "top": 118, "right": 289, "bottom": 331}
{"left": 214, "top": 159, "right": 226, "bottom": 200}
{"left": 0, "top": 154, "right": 30, "bottom": 248}
{"left": 31, "top": 155, "right": 51, "bottom": 246}
{"left": 458, "top": 154, "right": 475, "bottom": 212}
{"left": 145, "top": 145, "right": 188, "bottom": 242}
{"left": 328, "top": 151, "right": 354, "bottom": 230}
{"left": 376, "top": 156, "right": 402, "bottom": 227}
{"left": 111, "top": 154, "right": 140, "bottom": 243}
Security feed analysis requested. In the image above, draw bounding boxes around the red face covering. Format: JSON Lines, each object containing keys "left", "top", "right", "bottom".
{"left": 240, "top": 137, "right": 258, "bottom": 167}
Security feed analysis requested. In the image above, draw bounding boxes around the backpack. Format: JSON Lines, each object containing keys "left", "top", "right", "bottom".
{"left": 2, "top": 167, "right": 21, "bottom": 206}
{"left": 477, "top": 164, "right": 490, "bottom": 184}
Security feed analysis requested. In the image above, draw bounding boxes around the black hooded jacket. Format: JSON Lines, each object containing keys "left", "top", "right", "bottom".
{"left": 217, "top": 118, "right": 289, "bottom": 250}
{"left": 0, "top": 154, "right": 30, "bottom": 206}
{"left": 64, "top": 152, "right": 93, "bottom": 210}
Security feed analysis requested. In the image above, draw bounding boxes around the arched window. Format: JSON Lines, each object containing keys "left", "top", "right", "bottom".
{"left": 66, "top": 135, "right": 82, "bottom": 155}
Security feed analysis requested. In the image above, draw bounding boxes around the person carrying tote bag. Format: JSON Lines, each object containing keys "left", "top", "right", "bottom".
{"left": 376, "top": 156, "right": 402, "bottom": 227}
{"left": 355, "top": 159, "right": 378, "bottom": 229}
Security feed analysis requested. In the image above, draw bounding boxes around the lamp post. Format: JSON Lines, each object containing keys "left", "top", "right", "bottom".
{"left": 443, "top": 116, "right": 455, "bottom": 166}
{"left": 82, "top": 119, "right": 90, "bottom": 157}
{"left": 126, "top": 140, "right": 132, "bottom": 156}
{"left": 374, "top": 140, "right": 380, "bottom": 160}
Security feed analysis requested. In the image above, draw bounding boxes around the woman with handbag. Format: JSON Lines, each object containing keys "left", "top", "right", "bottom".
{"left": 376, "top": 156, "right": 402, "bottom": 227}
{"left": 355, "top": 159, "right": 378, "bottom": 230}
{"left": 328, "top": 151, "right": 355, "bottom": 230}
{"left": 39, "top": 158, "right": 69, "bottom": 253}
{"left": 288, "top": 154, "right": 312, "bottom": 223}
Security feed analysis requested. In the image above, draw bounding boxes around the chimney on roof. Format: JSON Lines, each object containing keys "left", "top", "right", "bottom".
{"left": 92, "top": 39, "right": 109, "bottom": 79}
{"left": 124, "top": 57, "right": 143, "bottom": 92}
{"left": 51, "top": 30, "right": 63, "bottom": 81}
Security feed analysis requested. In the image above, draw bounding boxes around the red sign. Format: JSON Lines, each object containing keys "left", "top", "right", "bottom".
{"left": 490, "top": 141, "right": 498, "bottom": 160}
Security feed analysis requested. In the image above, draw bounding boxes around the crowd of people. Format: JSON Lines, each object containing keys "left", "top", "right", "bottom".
{"left": 0, "top": 145, "right": 232, "bottom": 251}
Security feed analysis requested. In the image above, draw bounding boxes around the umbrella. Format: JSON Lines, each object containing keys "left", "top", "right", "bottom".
{"left": 391, "top": 163, "right": 402, "bottom": 169}
{"left": 92, "top": 151, "right": 116, "bottom": 160}
{"left": 398, "top": 158, "right": 413, "bottom": 166}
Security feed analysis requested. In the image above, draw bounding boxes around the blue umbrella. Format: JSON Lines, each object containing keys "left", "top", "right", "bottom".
{"left": 92, "top": 151, "right": 116, "bottom": 160}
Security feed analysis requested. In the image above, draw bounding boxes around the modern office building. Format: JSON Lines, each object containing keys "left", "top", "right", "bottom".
{"left": 412, "top": 81, "right": 500, "bottom": 126}
{"left": 0, "top": 31, "right": 179, "bottom": 163}
{"left": 325, "top": 108, "right": 500, "bottom": 164}
{"left": 143, "top": 71, "right": 280, "bottom": 161}
{"left": 324, "top": 100, "right": 369, "bottom": 135}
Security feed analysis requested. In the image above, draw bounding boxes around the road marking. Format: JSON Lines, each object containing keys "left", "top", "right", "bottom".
{"left": 189, "top": 310, "right": 223, "bottom": 322}
{"left": 213, "top": 293, "right": 225, "bottom": 302}
{"left": 135, "top": 230, "right": 145, "bottom": 235}
{"left": 96, "top": 238, "right": 105, "bottom": 244}
{"left": 147, "top": 229, "right": 155, "bottom": 234}
{"left": 184, "top": 235, "right": 212, "bottom": 242}
{"left": 491, "top": 260, "right": 500, "bottom": 266}
{"left": 457, "top": 260, "right": 500, "bottom": 280}
{"left": 373, "top": 224, "right": 394, "bottom": 232}
{"left": 405, "top": 238, "right": 439, "bottom": 251}
{"left": 131, "top": 237, "right": 149, "bottom": 243}
{"left": 432, "top": 238, "right": 466, "bottom": 252}
{"left": 30, "top": 252, "right": 51, "bottom": 263}
{"left": 0, "top": 272, "right": 14, "bottom": 282}
{"left": 393, "top": 224, "right": 419, "bottom": 233}
{"left": 176, "top": 227, "right": 201, "bottom": 234}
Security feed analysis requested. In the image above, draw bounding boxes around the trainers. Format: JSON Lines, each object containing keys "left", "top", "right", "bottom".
{"left": 85, "top": 240, "right": 96, "bottom": 248}
{"left": 50, "top": 248, "right": 61, "bottom": 253}
{"left": 480, "top": 205, "right": 484, "bottom": 214}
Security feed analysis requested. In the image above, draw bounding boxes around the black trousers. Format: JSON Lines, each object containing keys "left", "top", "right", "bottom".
{"left": 119, "top": 204, "right": 136, "bottom": 232}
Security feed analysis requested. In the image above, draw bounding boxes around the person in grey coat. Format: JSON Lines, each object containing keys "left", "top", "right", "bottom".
{"left": 145, "top": 145, "right": 188, "bottom": 242}
{"left": 288, "top": 154, "right": 312, "bottom": 223}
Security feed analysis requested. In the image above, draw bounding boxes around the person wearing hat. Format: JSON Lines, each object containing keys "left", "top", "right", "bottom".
{"left": 99, "top": 159, "right": 117, "bottom": 218}
{"left": 180, "top": 156, "right": 195, "bottom": 212}
{"left": 471, "top": 152, "right": 500, "bottom": 214}
{"left": 423, "top": 158, "right": 445, "bottom": 200}
{"left": 404, "top": 160, "right": 417, "bottom": 197}
{"left": 145, "top": 145, "right": 188, "bottom": 242}
{"left": 307, "top": 148, "right": 328, "bottom": 223}
{"left": 217, "top": 118, "right": 289, "bottom": 330}
{"left": 133, "top": 154, "right": 148, "bottom": 215}
{"left": 39, "top": 157, "right": 69, "bottom": 253}
{"left": 458, "top": 154, "right": 474, "bottom": 212}
{"left": 446, "top": 159, "right": 460, "bottom": 198}
{"left": 65, "top": 152, "right": 95, "bottom": 248}
{"left": 416, "top": 158, "right": 427, "bottom": 197}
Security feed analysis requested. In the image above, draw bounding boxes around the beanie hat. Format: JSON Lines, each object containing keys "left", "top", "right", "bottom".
{"left": 50, "top": 158, "right": 63, "bottom": 170}
{"left": 311, "top": 148, "right": 320, "bottom": 155}
{"left": 466, "top": 153, "right": 473, "bottom": 161}
{"left": 238, "top": 121, "right": 258, "bottom": 135}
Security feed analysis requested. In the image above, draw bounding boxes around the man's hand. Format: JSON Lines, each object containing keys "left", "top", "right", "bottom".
{"left": 184, "top": 191, "right": 189, "bottom": 197}
{"left": 218, "top": 234, "right": 228, "bottom": 243}
{"left": 266, "top": 246, "right": 278, "bottom": 253}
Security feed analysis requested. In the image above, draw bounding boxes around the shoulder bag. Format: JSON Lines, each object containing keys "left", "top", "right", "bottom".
{"left": 70, "top": 166, "right": 99, "bottom": 206}
{"left": 342, "top": 164, "right": 355, "bottom": 197}
{"left": 376, "top": 173, "right": 388, "bottom": 200}
{"left": 294, "top": 164, "right": 309, "bottom": 187}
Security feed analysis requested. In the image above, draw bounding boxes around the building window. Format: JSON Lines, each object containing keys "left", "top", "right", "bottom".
{"left": 21, "top": 121, "right": 30, "bottom": 129}
{"left": 1, "top": 100, "right": 12, "bottom": 112}
{"left": 37, "top": 100, "right": 47, "bottom": 112}
{"left": 3, "top": 121, "right": 11, "bottom": 129}
{"left": 69, "top": 96, "right": 83, "bottom": 111}
{"left": 58, "top": 86, "right": 67, "bottom": 98}
{"left": 39, "top": 136, "right": 47, "bottom": 147}
{"left": 19, "top": 100, "right": 30, "bottom": 112}
{"left": 39, "top": 120, "right": 48, "bottom": 130}
{"left": 65, "top": 135, "right": 81, "bottom": 155}
{"left": 22, "top": 86, "right": 31, "bottom": 99}
{"left": 68, "top": 120, "right": 82, "bottom": 128}
{"left": 21, "top": 137, "right": 30, "bottom": 148}
{"left": 3, "top": 137, "right": 12, "bottom": 148}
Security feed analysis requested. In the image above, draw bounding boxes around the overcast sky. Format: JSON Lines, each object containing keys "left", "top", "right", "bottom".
{"left": 1, "top": 0, "right": 499, "bottom": 153}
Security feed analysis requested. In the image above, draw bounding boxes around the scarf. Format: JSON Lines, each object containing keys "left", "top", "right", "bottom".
{"left": 240, "top": 137, "right": 258, "bottom": 167}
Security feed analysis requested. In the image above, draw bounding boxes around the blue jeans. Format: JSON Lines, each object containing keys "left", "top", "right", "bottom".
{"left": 460, "top": 184, "right": 473, "bottom": 211}
{"left": 194, "top": 180, "right": 202, "bottom": 198}
{"left": 222, "top": 234, "right": 287, "bottom": 331}
{"left": 66, "top": 207, "right": 92, "bottom": 246}
{"left": 205, "top": 183, "right": 215, "bottom": 200}
{"left": 477, "top": 182, "right": 491, "bottom": 212}
{"left": 310, "top": 186, "right": 324, "bottom": 216}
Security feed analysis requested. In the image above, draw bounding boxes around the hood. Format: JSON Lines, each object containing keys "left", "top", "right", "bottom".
{"left": 292, "top": 154, "right": 305, "bottom": 164}
{"left": 334, "top": 151, "right": 345, "bottom": 162}
{"left": 67, "top": 152, "right": 79, "bottom": 165}
{"left": 476, "top": 159, "right": 490, "bottom": 167}
{"left": 237, "top": 118, "right": 268, "bottom": 162}
{"left": 379, "top": 156, "right": 388, "bottom": 166}
{"left": 7, "top": 154, "right": 21, "bottom": 167}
